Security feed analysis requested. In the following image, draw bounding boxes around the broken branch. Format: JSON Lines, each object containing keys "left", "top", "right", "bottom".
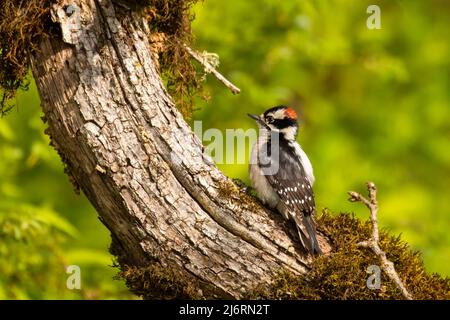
{"left": 184, "top": 45, "right": 241, "bottom": 94}
{"left": 348, "top": 182, "right": 413, "bottom": 300}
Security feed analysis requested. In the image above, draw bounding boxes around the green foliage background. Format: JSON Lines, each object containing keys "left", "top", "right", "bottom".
{"left": 0, "top": 0, "right": 449, "bottom": 299}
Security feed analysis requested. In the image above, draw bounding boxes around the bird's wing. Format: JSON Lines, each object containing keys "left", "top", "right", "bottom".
{"left": 258, "top": 138, "right": 320, "bottom": 253}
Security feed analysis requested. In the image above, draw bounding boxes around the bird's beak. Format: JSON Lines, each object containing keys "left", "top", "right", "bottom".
{"left": 247, "top": 113, "right": 260, "bottom": 121}
{"left": 248, "top": 113, "right": 270, "bottom": 129}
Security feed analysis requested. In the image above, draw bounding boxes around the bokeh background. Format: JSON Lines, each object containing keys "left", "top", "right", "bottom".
{"left": 0, "top": 0, "right": 449, "bottom": 299}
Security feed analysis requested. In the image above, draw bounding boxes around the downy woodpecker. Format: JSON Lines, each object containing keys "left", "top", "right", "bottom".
{"left": 248, "top": 106, "right": 321, "bottom": 254}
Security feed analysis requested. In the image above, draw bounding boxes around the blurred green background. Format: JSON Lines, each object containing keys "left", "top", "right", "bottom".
{"left": 0, "top": 0, "right": 449, "bottom": 299}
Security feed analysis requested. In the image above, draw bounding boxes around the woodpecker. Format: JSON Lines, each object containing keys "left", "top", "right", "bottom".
{"left": 248, "top": 106, "right": 321, "bottom": 254}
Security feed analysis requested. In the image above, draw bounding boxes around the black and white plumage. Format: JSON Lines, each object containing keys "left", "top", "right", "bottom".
{"left": 248, "top": 106, "right": 321, "bottom": 254}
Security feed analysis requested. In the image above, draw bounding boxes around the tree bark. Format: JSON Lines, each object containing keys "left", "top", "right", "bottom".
{"left": 30, "top": 0, "right": 326, "bottom": 298}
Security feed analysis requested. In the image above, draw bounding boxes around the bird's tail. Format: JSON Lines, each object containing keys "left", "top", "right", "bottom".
{"left": 294, "top": 214, "right": 322, "bottom": 255}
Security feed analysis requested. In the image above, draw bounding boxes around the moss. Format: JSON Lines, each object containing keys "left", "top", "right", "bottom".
{"left": 132, "top": 0, "right": 202, "bottom": 119}
{"left": 118, "top": 263, "right": 202, "bottom": 299}
{"left": 112, "top": 208, "right": 449, "bottom": 300}
{"left": 249, "top": 210, "right": 450, "bottom": 300}
{"left": 0, "top": 0, "right": 54, "bottom": 116}
{"left": 0, "top": 0, "right": 201, "bottom": 117}
{"left": 112, "top": 180, "right": 449, "bottom": 300}
{"left": 118, "top": 262, "right": 235, "bottom": 299}
{"left": 218, "top": 178, "right": 263, "bottom": 214}
{"left": 111, "top": 233, "right": 228, "bottom": 299}
{"left": 232, "top": 178, "right": 258, "bottom": 198}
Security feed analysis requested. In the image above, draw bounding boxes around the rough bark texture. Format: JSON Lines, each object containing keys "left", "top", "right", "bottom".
{"left": 30, "top": 0, "right": 327, "bottom": 298}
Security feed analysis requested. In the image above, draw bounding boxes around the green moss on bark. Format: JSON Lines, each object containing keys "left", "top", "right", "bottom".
{"left": 118, "top": 263, "right": 202, "bottom": 299}
{"left": 249, "top": 211, "right": 450, "bottom": 300}
{"left": 117, "top": 262, "right": 232, "bottom": 299}
{"left": 114, "top": 209, "right": 449, "bottom": 300}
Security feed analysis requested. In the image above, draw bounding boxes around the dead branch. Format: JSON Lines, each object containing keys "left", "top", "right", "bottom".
{"left": 184, "top": 45, "right": 241, "bottom": 94}
{"left": 348, "top": 182, "right": 413, "bottom": 300}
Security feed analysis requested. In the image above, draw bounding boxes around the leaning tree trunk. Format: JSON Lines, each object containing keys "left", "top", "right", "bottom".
{"left": 30, "top": 0, "right": 327, "bottom": 298}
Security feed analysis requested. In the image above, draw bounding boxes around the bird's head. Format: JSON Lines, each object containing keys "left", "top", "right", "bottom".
{"left": 248, "top": 105, "right": 299, "bottom": 140}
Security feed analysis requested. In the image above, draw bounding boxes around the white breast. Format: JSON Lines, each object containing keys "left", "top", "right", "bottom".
{"left": 293, "top": 142, "right": 315, "bottom": 185}
{"left": 249, "top": 139, "right": 280, "bottom": 208}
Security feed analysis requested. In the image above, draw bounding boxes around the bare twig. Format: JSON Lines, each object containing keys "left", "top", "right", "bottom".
{"left": 348, "top": 182, "right": 413, "bottom": 300}
{"left": 184, "top": 45, "right": 241, "bottom": 94}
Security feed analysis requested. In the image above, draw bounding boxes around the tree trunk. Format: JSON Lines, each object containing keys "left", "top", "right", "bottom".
{"left": 30, "top": 0, "right": 326, "bottom": 298}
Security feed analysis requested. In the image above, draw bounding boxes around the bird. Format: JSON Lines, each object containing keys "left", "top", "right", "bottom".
{"left": 248, "top": 106, "right": 321, "bottom": 254}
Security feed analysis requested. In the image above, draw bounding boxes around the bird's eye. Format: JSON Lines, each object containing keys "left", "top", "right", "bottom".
{"left": 266, "top": 115, "right": 274, "bottom": 123}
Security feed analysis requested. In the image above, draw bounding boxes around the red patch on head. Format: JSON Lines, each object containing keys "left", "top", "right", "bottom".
{"left": 284, "top": 108, "right": 298, "bottom": 120}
